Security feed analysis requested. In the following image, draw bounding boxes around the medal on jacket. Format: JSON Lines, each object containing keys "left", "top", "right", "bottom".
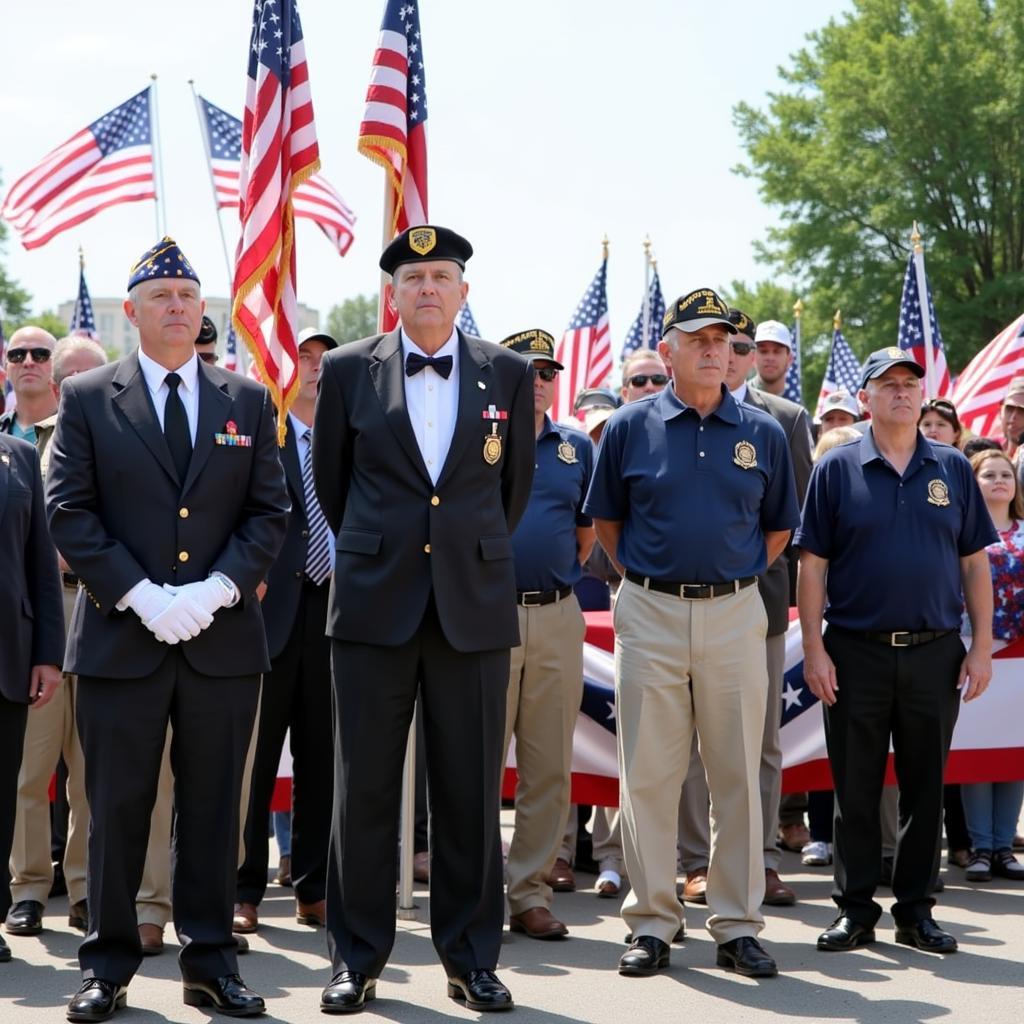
{"left": 483, "top": 423, "right": 502, "bottom": 465}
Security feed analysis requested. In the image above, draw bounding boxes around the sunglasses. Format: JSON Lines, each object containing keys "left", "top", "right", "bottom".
{"left": 197, "top": 352, "right": 218, "bottom": 365}
{"left": 6, "top": 347, "right": 52, "bottom": 364}
{"left": 730, "top": 342, "right": 755, "bottom": 356}
{"left": 923, "top": 398, "right": 956, "bottom": 414}
{"left": 627, "top": 373, "right": 669, "bottom": 388}
{"left": 536, "top": 367, "right": 559, "bottom": 382}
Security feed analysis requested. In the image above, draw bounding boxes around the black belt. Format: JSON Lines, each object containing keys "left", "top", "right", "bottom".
{"left": 62, "top": 572, "right": 80, "bottom": 589}
{"left": 625, "top": 570, "right": 757, "bottom": 600}
{"left": 517, "top": 585, "right": 573, "bottom": 608}
{"left": 861, "top": 629, "right": 958, "bottom": 648}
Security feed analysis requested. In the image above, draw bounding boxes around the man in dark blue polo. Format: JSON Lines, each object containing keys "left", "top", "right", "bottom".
{"left": 797, "top": 347, "right": 995, "bottom": 955}
{"left": 498, "top": 329, "right": 594, "bottom": 941}
{"left": 587, "top": 288, "right": 798, "bottom": 979}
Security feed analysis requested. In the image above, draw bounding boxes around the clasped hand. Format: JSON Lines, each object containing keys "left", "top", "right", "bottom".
{"left": 129, "top": 578, "right": 229, "bottom": 644}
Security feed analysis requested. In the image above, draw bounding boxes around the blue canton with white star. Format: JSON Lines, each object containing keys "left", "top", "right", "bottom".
{"left": 87, "top": 88, "right": 151, "bottom": 156}
{"left": 248, "top": 0, "right": 303, "bottom": 85}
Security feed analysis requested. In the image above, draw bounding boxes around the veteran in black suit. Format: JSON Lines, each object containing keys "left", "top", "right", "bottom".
{"left": 313, "top": 226, "right": 534, "bottom": 1014}
{"left": 46, "top": 238, "right": 288, "bottom": 1022}
{"left": 0, "top": 434, "right": 64, "bottom": 966}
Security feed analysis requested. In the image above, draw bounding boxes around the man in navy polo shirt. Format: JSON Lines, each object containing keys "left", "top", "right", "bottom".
{"left": 797, "top": 348, "right": 994, "bottom": 956}
{"left": 498, "top": 329, "right": 594, "bottom": 942}
{"left": 587, "top": 287, "right": 798, "bottom": 979}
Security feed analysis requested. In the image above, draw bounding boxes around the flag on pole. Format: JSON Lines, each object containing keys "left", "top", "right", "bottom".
{"left": 0, "top": 88, "right": 156, "bottom": 251}
{"left": 197, "top": 95, "right": 355, "bottom": 256}
{"left": 69, "top": 253, "right": 98, "bottom": 339}
{"left": 551, "top": 253, "right": 612, "bottom": 423}
{"left": 457, "top": 303, "right": 481, "bottom": 337}
{"left": 224, "top": 323, "right": 240, "bottom": 373}
{"left": 232, "top": 0, "right": 321, "bottom": 441}
{"left": 897, "top": 246, "right": 950, "bottom": 398}
{"left": 952, "top": 313, "right": 1024, "bottom": 441}
{"left": 815, "top": 316, "right": 861, "bottom": 418}
{"left": 620, "top": 268, "right": 665, "bottom": 357}
{"left": 784, "top": 306, "right": 803, "bottom": 405}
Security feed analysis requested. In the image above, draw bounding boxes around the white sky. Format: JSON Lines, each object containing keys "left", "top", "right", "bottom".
{"left": 2, "top": 0, "right": 850, "bottom": 353}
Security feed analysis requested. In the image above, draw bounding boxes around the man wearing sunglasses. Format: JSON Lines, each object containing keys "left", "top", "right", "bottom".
{"left": 620, "top": 350, "right": 670, "bottom": 404}
{"left": 194, "top": 316, "right": 219, "bottom": 366}
{"left": 1, "top": 327, "right": 58, "bottom": 446}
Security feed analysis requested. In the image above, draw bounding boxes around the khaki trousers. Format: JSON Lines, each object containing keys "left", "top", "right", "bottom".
{"left": 503, "top": 597, "right": 585, "bottom": 915}
{"left": 616, "top": 579, "right": 768, "bottom": 945}
{"left": 678, "top": 632, "right": 786, "bottom": 872}
{"left": 559, "top": 806, "right": 625, "bottom": 875}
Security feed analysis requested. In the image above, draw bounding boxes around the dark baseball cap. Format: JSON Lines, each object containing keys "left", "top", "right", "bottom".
{"left": 860, "top": 347, "right": 924, "bottom": 389}
{"left": 662, "top": 288, "right": 736, "bottom": 337}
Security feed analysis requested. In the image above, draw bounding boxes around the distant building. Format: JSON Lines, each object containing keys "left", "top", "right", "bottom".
{"left": 55, "top": 295, "right": 320, "bottom": 361}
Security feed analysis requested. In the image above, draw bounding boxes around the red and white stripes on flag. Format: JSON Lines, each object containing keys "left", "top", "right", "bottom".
{"left": 1, "top": 87, "right": 155, "bottom": 251}
{"left": 952, "top": 313, "right": 1024, "bottom": 441}
{"left": 232, "top": 0, "right": 320, "bottom": 441}
{"left": 551, "top": 256, "right": 612, "bottom": 424}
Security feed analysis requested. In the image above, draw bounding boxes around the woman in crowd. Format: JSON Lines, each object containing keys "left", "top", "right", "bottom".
{"left": 919, "top": 398, "right": 964, "bottom": 449}
{"left": 962, "top": 450, "right": 1024, "bottom": 882}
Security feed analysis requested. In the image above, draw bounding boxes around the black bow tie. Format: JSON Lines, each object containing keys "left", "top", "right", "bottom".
{"left": 405, "top": 352, "right": 453, "bottom": 379}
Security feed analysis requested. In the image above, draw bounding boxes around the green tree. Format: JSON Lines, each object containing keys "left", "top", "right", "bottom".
{"left": 325, "top": 294, "right": 378, "bottom": 344}
{"left": 734, "top": 0, "right": 1024, "bottom": 373}
{"left": 11, "top": 310, "right": 68, "bottom": 337}
{"left": 0, "top": 219, "right": 32, "bottom": 326}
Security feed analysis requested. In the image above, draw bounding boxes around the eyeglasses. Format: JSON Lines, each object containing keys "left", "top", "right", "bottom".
{"left": 730, "top": 342, "right": 755, "bottom": 356}
{"left": 196, "top": 352, "right": 218, "bottom": 365}
{"left": 536, "top": 367, "right": 559, "bottom": 382}
{"left": 6, "top": 347, "right": 52, "bottom": 364}
{"left": 626, "top": 373, "right": 669, "bottom": 388}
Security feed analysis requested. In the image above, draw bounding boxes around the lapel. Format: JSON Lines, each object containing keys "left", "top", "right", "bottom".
{"left": 436, "top": 331, "right": 493, "bottom": 490}
{"left": 281, "top": 419, "right": 306, "bottom": 517}
{"left": 742, "top": 385, "right": 767, "bottom": 414}
{"left": 369, "top": 329, "right": 432, "bottom": 485}
{"left": 181, "top": 363, "right": 233, "bottom": 496}
{"left": 0, "top": 441, "right": 10, "bottom": 525}
{"left": 111, "top": 352, "right": 180, "bottom": 485}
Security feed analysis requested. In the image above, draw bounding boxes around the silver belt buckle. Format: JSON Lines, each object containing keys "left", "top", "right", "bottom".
{"left": 890, "top": 631, "right": 912, "bottom": 647}
{"left": 520, "top": 592, "right": 542, "bottom": 607}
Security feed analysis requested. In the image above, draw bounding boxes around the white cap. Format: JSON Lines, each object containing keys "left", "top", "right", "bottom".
{"left": 753, "top": 320, "right": 792, "bottom": 349}
{"left": 817, "top": 390, "right": 860, "bottom": 421}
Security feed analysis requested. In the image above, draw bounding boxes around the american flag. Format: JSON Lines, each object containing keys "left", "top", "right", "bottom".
{"left": 197, "top": 94, "right": 355, "bottom": 257}
{"left": 897, "top": 250, "right": 950, "bottom": 398}
{"left": 69, "top": 255, "right": 98, "bottom": 339}
{"left": 783, "top": 317, "right": 803, "bottom": 404}
{"left": 953, "top": 313, "right": 1024, "bottom": 441}
{"left": 551, "top": 256, "right": 611, "bottom": 423}
{"left": 232, "top": 0, "right": 321, "bottom": 438}
{"left": 1, "top": 88, "right": 155, "bottom": 251}
{"left": 815, "top": 323, "right": 861, "bottom": 418}
{"left": 457, "top": 302, "right": 481, "bottom": 337}
{"left": 224, "top": 323, "right": 240, "bottom": 373}
{"left": 620, "top": 268, "right": 665, "bottom": 357}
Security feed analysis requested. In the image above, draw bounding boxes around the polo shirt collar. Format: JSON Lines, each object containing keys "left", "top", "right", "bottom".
{"left": 860, "top": 425, "right": 937, "bottom": 470}
{"left": 537, "top": 414, "right": 558, "bottom": 441}
{"left": 659, "top": 383, "right": 740, "bottom": 425}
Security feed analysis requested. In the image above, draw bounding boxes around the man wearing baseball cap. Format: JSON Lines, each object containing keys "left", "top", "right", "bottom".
{"left": 751, "top": 320, "right": 794, "bottom": 399}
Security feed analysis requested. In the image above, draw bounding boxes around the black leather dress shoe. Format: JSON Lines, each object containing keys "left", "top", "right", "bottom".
{"left": 895, "top": 919, "right": 958, "bottom": 953}
{"left": 716, "top": 936, "right": 778, "bottom": 977}
{"left": 447, "top": 969, "right": 514, "bottom": 1011}
{"left": 182, "top": 974, "right": 265, "bottom": 1016}
{"left": 5, "top": 899, "right": 43, "bottom": 935}
{"left": 66, "top": 979, "right": 127, "bottom": 1022}
{"left": 0, "top": 934, "right": 11, "bottom": 963}
{"left": 624, "top": 925, "right": 685, "bottom": 944}
{"left": 320, "top": 972, "right": 376, "bottom": 1014}
{"left": 817, "top": 916, "right": 876, "bottom": 952}
{"left": 68, "top": 900, "right": 89, "bottom": 932}
{"left": 618, "top": 935, "right": 670, "bottom": 976}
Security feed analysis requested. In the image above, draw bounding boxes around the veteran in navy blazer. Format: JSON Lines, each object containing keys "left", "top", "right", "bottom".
{"left": 312, "top": 226, "right": 534, "bottom": 1014}
{"left": 46, "top": 238, "right": 288, "bottom": 1022}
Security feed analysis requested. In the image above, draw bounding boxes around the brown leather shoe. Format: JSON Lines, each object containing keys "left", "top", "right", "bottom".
{"left": 778, "top": 822, "right": 810, "bottom": 852}
{"left": 547, "top": 858, "right": 576, "bottom": 892}
{"left": 139, "top": 923, "right": 164, "bottom": 956}
{"left": 232, "top": 902, "right": 259, "bottom": 934}
{"left": 413, "top": 850, "right": 430, "bottom": 884}
{"left": 296, "top": 898, "right": 326, "bottom": 927}
{"left": 763, "top": 869, "right": 796, "bottom": 906}
{"left": 681, "top": 867, "right": 708, "bottom": 904}
{"left": 509, "top": 906, "right": 569, "bottom": 940}
{"left": 275, "top": 854, "right": 292, "bottom": 887}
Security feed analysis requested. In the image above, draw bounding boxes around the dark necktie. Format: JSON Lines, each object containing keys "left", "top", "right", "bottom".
{"left": 301, "top": 429, "right": 331, "bottom": 584}
{"left": 405, "top": 352, "right": 453, "bottom": 379}
{"left": 164, "top": 372, "right": 192, "bottom": 481}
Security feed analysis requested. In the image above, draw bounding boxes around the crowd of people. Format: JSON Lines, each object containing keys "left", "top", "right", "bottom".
{"left": 0, "top": 225, "right": 1022, "bottom": 1019}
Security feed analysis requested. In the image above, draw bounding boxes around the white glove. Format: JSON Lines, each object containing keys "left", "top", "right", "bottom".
{"left": 162, "top": 575, "right": 235, "bottom": 618}
{"left": 146, "top": 590, "right": 214, "bottom": 644}
{"left": 123, "top": 580, "right": 174, "bottom": 628}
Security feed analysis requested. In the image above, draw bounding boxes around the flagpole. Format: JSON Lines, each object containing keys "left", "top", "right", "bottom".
{"left": 793, "top": 296, "right": 803, "bottom": 401}
{"left": 149, "top": 75, "right": 167, "bottom": 237}
{"left": 641, "top": 235, "right": 652, "bottom": 348}
{"left": 911, "top": 221, "right": 938, "bottom": 398}
{"left": 377, "top": 181, "right": 395, "bottom": 332}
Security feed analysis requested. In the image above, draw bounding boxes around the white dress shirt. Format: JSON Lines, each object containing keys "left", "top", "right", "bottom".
{"left": 401, "top": 328, "right": 460, "bottom": 485}
{"left": 731, "top": 380, "right": 749, "bottom": 403}
{"left": 137, "top": 347, "right": 200, "bottom": 444}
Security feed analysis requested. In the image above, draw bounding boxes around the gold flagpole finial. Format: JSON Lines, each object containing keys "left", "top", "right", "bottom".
{"left": 793, "top": 297, "right": 804, "bottom": 319}
{"left": 601, "top": 235, "right": 609, "bottom": 261}
{"left": 911, "top": 220, "right": 923, "bottom": 254}
{"left": 642, "top": 235, "right": 652, "bottom": 260}
{"left": 78, "top": 245, "right": 85, "bottom": 269}
{"left": 833, "top": 309, "right": 842, "bottom": 331}
{"left": 650, "top": 255, "right": 658, "bottom": 270}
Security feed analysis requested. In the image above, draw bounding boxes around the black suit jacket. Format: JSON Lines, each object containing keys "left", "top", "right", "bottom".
{"left": 0, "top": 435, "right": 64, "bottom": 702}
{"left": 742, "top": 386, "right": 813, "bottom": 634}
{"left": 312, "top": 329, "right": 534, "bottom": 653}
{"left": 45, "top": 352, "right": 290, "bottom": 679}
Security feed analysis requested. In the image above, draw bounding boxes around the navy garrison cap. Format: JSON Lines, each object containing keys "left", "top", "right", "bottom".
{"left": 127, "top": 236, "right": 200, "bottom": 292}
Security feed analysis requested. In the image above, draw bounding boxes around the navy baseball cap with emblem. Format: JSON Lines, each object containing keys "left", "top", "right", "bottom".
{"left": 728, "top": 308, "right": 757, "bottom": 341}
{"left": 860, "top": 347, "right": 925, "bottom": 389}
{"left": 127, "top": 236, "right": 200, "bottom": 291}
{"left": 379, "top": 224, "right": 473, "bottom": 275}
{"left": 662, "top": 287, "right": 737, "bottom": 336}
{"left": 499, "top": 329, "right": 564, "bottom": 369}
